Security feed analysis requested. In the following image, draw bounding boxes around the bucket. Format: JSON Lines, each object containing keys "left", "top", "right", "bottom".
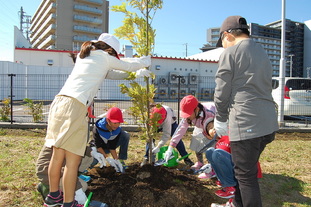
{"left": 157, "top": 146, "right": 179, "bottom": 167}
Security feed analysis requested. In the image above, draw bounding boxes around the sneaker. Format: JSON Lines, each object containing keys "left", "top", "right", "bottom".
{"left": 78, "top": 174, "right": 91, "bottom": 182}
{"left": 61, "top": 200, "right": 83, "bottom": 207}
{"left": 211, "top": 199, "right": 235, "bottom": 207}
{"left": 37, "top": 182, "right": 49, "bottom": 200}
{"left": 190, "top": 161, "right": 203, "bottom": 170}
{"left": 44, "top": 191, "right": 63, "bottom": 207}
{"left": 215, "top": 186, "right": 236, "bottom": 199}
{"left": 184, "top": 158, "right": 194, "bottom": 167}
{"left": 119, "top": 159, "right": 128, "bottom": 169}
{"left": 215, "top": 180, "right": 222, "bottom": 187}
{"left": 197, "top": 170, "right": 216, "bottom": 179}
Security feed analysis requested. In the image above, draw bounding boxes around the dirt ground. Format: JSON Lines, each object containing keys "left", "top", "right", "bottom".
{"left": 87, "top": 163, "right": 219, "bottom": 207}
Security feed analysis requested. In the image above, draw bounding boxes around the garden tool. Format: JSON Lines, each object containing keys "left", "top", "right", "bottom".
{"left": 84, "top": 192, "right": 93, "bottom": 207}
{"left": 198, "top": 134, "right": 218, "bottom": 153}
{"left": 193, "top": 163, "right": 212, "bottom": 175}
{"left": 176, "top": 153, "right": 192, "bottom": 163}
{"left": 154, "top": 155, "right": 174, "bottom": 166}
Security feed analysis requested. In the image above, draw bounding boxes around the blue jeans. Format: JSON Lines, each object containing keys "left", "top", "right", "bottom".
{"left": 205, "top": 148, "right": 236, "bottom": 188}
{"left": 144, "top": 122, "right": 189, "bottom": 158}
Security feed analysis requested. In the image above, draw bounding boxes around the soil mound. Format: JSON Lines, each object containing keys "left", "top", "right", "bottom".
{"left": 87, "top": 163, "right": 218, "bottom": 207}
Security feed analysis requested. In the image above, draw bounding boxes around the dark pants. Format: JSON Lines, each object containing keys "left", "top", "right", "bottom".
{"left": 91, "top": 130, "right": 130, "bottom": 167}
{"left": 230, "top": 132, "right": 275, "bottom": 207}
{"left": 144, "top": 122, "right": 189, "bottom": 158}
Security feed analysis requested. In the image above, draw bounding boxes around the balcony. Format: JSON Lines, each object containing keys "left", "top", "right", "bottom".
{"left": 73, "top": 25, "right": 102, "bottom": 34}
{"left": 75, "top": 0, "right": 103, "bottom": 6}
{"left": 74, "top": 4, "right": 103, "bottom": 15}
{"left": 74, "top": 15, "right": 103, "bottom": 25}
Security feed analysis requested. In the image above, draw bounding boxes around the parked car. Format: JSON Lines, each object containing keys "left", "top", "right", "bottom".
{"left": 272, "top": 77, "right": 311, "bottom": 116}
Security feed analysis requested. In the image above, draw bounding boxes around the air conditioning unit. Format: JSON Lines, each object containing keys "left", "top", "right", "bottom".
{"left": 158, "top": 77, "right": 168, "bottom": 85}
{"left": 156, "top": 88, "right": 169, "bottom": 99}
{"left": 189, "top": 88, "right": 198, "bottom": 96}
{"left": 180, "top": 88, "right": 188, "bottom": 97}
{"left": 169, "top": 87, "right": 178, "bottom": 99}
{"left": 189, "top": 73, "right": 198, "bottom": 85}
{"left": 169, "top": 72, "right": 179, "bottom": 84}
{"left": 180, "top": 76, "right": 188, "bottom": 85}
{"left": 201, "top": 88, "right": 214, "bottom": 100}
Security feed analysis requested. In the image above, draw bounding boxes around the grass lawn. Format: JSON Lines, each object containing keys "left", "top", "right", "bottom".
{"left": 0, "top": 128, "right": 310, "bottom": 207}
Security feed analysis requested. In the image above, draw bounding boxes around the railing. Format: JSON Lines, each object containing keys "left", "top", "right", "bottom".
{"left": 0, "top": 74, "right": 309, "bottom": 128}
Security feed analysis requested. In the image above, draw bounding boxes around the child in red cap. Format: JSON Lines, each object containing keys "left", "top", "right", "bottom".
{"left": 141, "top": 104, "right": 194, "bottom": 166}
{"left": 92, "top": 107, "right": 129, "bottom": 172}
{"left": 164, "top": 95, "right": 216, "bottom": 166}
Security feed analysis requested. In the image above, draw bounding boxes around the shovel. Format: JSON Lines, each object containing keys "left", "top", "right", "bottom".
{"left": 154, "top": 153, "right": 192, "bottom": 166}
{"left": 198, "top": 134, "right": 218, "bottom": 153}
{"left": 84, "top": 192, "right": 93, "bottom": 207}
{"left": 154, "top": 155, "right": 174, "bottom": 166}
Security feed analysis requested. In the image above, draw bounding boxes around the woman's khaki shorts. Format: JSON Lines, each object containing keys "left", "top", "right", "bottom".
{"left": 45, "top": 95, "right": 88, "bottom": 156}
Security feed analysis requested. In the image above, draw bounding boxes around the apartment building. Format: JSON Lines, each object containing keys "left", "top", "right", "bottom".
{"left": 203, "top": 19, "right": 307, "bottom": 77}
{"left": 29, "top": 0, "right": 109, "bottom": 51}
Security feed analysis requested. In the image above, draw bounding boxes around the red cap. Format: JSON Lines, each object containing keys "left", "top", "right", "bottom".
{"left": 106, "top": 107, "right": 124, "bottom": 123}
{"left": 180, "top": 95, "right": 199, "bottom": 118}
{"left": 151, "top": 106, "right": 167, "bottom": 124}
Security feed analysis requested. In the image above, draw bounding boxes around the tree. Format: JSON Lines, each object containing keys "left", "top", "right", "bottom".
{"left": 112, "top": 0, "right": 163, "bottom": 163}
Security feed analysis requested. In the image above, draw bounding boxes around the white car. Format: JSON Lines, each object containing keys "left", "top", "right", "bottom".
{"left": 272, "top": 77, "right": 311, "bottom": 116}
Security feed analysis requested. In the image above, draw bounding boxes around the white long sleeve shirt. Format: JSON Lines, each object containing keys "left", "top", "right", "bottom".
{"left": 58, "top": 50, "right": 150, "bottom": 106}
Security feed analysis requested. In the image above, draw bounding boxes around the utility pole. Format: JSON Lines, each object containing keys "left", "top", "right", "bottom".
{"left": 18, "top": 7, "right": 32, "bottom": 41}
{"left": 288, "top": 54, "right": 294, "bottom": 77}
{"left": 183, "top": 43, "right": 188, "bottom": 57}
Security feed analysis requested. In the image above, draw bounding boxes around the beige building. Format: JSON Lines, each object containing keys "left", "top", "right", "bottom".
{"left": 29, "top": 0, "right": 109, "bottom": 51}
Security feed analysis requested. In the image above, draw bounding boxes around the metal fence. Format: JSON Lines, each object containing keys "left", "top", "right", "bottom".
{"left": 0, "top": 74, "right": 216, "bottom": 125}
{"left": 1, "top": 73, "right": 310, "bottom": 128}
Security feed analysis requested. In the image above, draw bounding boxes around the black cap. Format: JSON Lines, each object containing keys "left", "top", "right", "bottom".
{"left": 216, "top": 15, "right": 249, "bottom": 47}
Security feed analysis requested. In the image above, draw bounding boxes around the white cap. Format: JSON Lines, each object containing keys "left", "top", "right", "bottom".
{"left": 97, "top": 33, "right": 120, "bottom": 54}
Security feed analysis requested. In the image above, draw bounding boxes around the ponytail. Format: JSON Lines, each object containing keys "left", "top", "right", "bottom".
{"left": 79, "top": 41, "right": 94, "bottom": 59}
{"left": 79, "top": 40, "right": 118, "bottom": 59}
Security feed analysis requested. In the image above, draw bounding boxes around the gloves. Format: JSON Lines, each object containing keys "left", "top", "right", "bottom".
{"left": 75, "top": 188, "right": 87, "bottom": 205}
{"left": 139, "top": 55, "right": 151, "bottom": 67}
{"left": 91, "top": 147, "right": 107, "bottom": 168}
{"left": 214, "top": 118, "right": 228, "bottom": 137}
{"left": 152, "top": 146, "right": 160, "bottom": 154}
{"left": 164, "top": 146, "right": 174, "bottom": 163}
{"left": 106, "top": 157, "right": 125, "bottom": 173}
{"left": 135, "top": 69, "right": 153, "bottom": 78}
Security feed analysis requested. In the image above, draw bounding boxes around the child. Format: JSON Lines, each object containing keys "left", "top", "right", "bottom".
{"left": 44, "top": 33, "right": 151, "bottom": 207}
{"left": 92, "top": 107, "right": 129, "bottom": 171}
{"left": 164, "top": 95, "right": 215, "bottom": 164}
{"left": 202, "top": 120, "right": 262, "bottom": 200}
{"left": 142, "top": 104, "right": 194, "bottom": 166}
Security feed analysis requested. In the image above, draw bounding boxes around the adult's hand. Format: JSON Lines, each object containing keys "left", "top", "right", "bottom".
{"left": 135, "top": 69, "right": 153, "bottom": 78}
{"left": 214, "top": 118, "right": 228, "bottom": 137}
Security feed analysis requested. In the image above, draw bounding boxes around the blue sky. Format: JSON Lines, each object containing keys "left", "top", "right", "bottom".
{"left": 0, "top": 0, "right": 310, "bottom": 61}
